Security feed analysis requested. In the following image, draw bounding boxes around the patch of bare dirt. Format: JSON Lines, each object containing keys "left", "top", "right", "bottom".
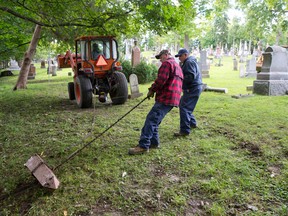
{"left": 267, "top": 164, "right": 282, "bottom": 177}
{"left": 185, "top": 199, "right": 210, "bottom": 215}
{"left": 212, "top": 128, "right": 262, "bottom": 156}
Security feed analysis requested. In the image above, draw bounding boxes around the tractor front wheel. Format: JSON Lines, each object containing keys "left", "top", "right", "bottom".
{"left": 109, "top": 72, "right": 128, "bottom": 105}
{"left": 74, "top": 76, "right": 92, "bottom": 108}
{"left": 68, "top": 82, "right": 75, "bottom": 100}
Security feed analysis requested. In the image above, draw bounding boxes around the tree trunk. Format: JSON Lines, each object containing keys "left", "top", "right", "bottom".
{"left": 13, "top": 25, "right": 42, "bottom": 90}
{"left": 184, "top": 34, "right": 189, "bottom": 50}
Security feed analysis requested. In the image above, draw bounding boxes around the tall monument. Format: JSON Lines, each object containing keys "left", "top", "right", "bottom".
{"left": 131, "top": 40, "right": 141, "bottom": 68}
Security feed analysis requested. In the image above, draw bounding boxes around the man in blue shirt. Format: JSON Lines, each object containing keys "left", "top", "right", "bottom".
{"left": 174, "top": 48, "right": 202, "bottom": 136}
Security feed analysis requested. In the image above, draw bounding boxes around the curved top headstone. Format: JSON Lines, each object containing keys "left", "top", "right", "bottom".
{"left": 265, "top": 45, "right": 286, "bottom": 53}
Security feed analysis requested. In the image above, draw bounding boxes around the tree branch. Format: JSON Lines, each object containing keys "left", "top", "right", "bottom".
{"left": 0, "top": 6, "right": 133, "bottom": 28}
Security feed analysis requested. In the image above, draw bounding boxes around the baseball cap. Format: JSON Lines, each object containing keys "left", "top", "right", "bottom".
{"left": 175, "top": 48, "right": 189, "bottom": 57}
{"left": 155, "top": 50, "right": 171, "bottom": 59}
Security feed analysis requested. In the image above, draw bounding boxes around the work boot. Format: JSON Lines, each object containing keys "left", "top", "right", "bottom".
{"left": 128, "top": 146, "right": 149, "bottom": 155}
{"left": 174, "top": 132, "right": 189, "bottom": 137}
{"left": 150, "top": 143, "right": 160, "bottom": 149}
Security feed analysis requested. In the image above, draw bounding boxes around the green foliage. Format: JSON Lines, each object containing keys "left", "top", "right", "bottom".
{"left": 120, "top": 60, "right": 158, "bottom": 84}
{"left": 133, "top": 61, "right": 158, "bottom": 84}
{"left": 0, "top": 13, "right": 35, "bottom": 61}
{"left": 236, "top": 0, "right": 288, "bottom": 45}
{"left": 120, "top": 60, "right": 133, "bottom": 80}
{"left": 0, "top": 0, "right": 188, "bottom": 54}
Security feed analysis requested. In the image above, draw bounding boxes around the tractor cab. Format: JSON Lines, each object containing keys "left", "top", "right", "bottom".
{"left": 74, "top": 36, "right": 122, "bottom": 78}
{"left": 58, "top": 36, "right": 128, "bottom": 108}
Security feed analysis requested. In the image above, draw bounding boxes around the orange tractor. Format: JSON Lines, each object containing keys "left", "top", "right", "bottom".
{"left": 57, "top": 36, "right": 128, "bottom": 108}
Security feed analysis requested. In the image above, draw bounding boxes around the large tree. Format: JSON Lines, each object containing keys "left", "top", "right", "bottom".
{"left": 236, "top": 0, "right": 288, "bottom": 45}
{"left": 0, "top": 0, "right": 188, "bottom": 90}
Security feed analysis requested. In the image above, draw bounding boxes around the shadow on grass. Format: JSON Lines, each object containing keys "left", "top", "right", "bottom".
{"left": 0, "top": 180, "right": 55, "bottom": 215}
{"left": 27, "top": 78, "right": 70, "bottom": 84}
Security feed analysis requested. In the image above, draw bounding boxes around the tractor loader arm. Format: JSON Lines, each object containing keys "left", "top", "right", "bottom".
{"left": 57, "top": 50, "right": 78, "bottom": 73}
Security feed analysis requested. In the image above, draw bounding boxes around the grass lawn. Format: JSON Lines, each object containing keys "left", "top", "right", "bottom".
{"left": 0, "top": 56, "right": 287, "bottom": 215}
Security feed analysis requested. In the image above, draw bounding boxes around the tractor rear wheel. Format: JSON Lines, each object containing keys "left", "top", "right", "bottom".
{"left": 74, "top": 76, "right": 92, "bottom": 108}
{"left": 109, "top": 72, "right": 128, "bottom": 105}
{"left": 68, "top": 82, "right": 75, "bottom": 100}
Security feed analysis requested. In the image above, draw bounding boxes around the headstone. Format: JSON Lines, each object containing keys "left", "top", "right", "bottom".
{"left": 239, "top": 54, "right": 244, "bottom": 63}
{"left": 215, "top": 47, "right": 221, "bottom": 59}
{"left": 41, "top": 60, "right": 46, "bottom": 68}
{"left": 233, "top": 58, "right": 238, "bottom": 71}
{"left": 257, "top": 40, "right": 263, "bottom": 57}
{"left": 215, "top": 58, "right": 223, "bottom": 67}
{"left": 28, "top": 64, "right": 36, "bottom": 80}
{"left": 8, "top": 59, "right": 20, "bottom": 70}
{"left": 128, "top": 74, "right": 143, "bottom": 99}
{"left": 25, "top": 154, "right": 60, "bottom": 189}
{"left": 18, "top": 60, "right": 23, "bottom": 68}
{"left": 253, "top": 45, "right": 288, "bottom": 96}
{"left": 245, "top": 58, "right": 257, "bottom": 78}
{"left": 199, "top": 50, "right": 210, "bottom": 78}
{"left": 131, "top": 40, "right": 141, "bottom": 67}
{"left": 152, "top": 59, "right": 161, "bottom": 69}
{"left": 238, "top": 40, "right": 242, "bottom": 56}
{"left": 125, "top": 39, "right": 132, "bottom": 60}
{"left": 47, "top": 59, "right": 57, "bottom": 76}
{"left": 51, "top": 65, "right": 57, "bottom": 76}
{"left": 239, "top": 64, "right": 245, "bottom": 78}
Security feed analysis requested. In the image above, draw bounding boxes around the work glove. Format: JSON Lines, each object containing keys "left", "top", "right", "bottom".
{"left": 147, "top": 89, "right": 155, "bottom": 99}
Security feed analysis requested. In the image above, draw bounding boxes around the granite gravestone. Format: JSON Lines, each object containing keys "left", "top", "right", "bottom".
{"left": 28, "top": 64, "right": 36, "bottom": 80}
{"left": 239, "top": 64, "right": 245, "bottom": 78}
{"left": 47, "top": 59, "right": 57, "bottom": 76}
{"left": 245, "top": 58, "right": 257, "bottom": 78}
{"left": 8, "top": 59, "right": 20, "bottom": 70}
{"left": 253, "top": 45, "right": 288, "bottom": 95}
{"left": 129, "top": 74, "right": 143, "bottom": 99}
{"left": 199, "top": 50, "right": 210, "bottom": 78}
{"left": 41, "top": 60, "right": 46, "bottom": 68}
{"left": 233, "top": 57, "right": 238, "bottom": 71}
{"left": 131, "top": 40, "right": 141, "bottom": 68}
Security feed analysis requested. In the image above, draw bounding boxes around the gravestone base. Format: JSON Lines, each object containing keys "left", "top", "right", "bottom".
{"left": 28, "top": 75, "right": 35, "bottom": 80}
{"left": 246, "top": 85, "right": 253, "bottom": 91}
{"left": 253, "top": 80, "right": 288, "bottom": 96}
{"left": 245, "top": 71, "right": 257, "bottom": 78}
{"left": 128, "top": 92, "right": 143, "bottom": 99}
{"left": 202, "top": 70, "right": 210, "bottom": 78}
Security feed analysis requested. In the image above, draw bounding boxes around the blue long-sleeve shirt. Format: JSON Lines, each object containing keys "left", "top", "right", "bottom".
{"left": 181, "top": 56, "right": 202, "bottom": 90}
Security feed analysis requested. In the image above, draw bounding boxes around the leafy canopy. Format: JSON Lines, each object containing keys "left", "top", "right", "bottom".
{"left": 0, "top": 0, "right": 191, "bottom": 55}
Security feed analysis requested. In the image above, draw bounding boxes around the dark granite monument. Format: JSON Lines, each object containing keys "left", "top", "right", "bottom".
{"left": 253, "top": 45, "right": 288, "bottom": 95}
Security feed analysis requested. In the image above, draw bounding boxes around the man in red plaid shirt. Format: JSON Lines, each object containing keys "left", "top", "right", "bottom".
{"left": 129, "top": 50, "right": 183, "bottom": 155}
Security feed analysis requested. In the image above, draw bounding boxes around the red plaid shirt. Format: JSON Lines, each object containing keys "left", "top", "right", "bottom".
{"left": 150, "top": 57, "right": 183, "bottom": 107}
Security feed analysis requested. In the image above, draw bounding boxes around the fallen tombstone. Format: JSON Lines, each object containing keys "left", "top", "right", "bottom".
{"left": 204, "top": 86, "right": 228, "bottom": 93}
{"left": 231, "top": 93, "right": 254, "bottom": 99}
{"left": 0, "top": 70, "right": 14, "bottom": 77}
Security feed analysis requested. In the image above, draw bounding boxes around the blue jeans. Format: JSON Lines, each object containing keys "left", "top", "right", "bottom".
{"left": 139, "top": 102, "right": 173, "bottom": 149}
{"left": 179, "top": 85, "right": 202, "bottom": 134}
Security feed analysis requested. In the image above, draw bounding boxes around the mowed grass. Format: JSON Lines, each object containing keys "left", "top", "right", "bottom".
{"left": 0, "top": 56, "right": 287, "bottom": 215}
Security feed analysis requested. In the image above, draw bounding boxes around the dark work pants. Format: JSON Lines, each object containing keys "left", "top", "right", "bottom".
{"left": 139, "top": 102, "right": 173, "bottom": 149}
{"left": 179, "top": 85, "right": 202, "bottom": 134}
